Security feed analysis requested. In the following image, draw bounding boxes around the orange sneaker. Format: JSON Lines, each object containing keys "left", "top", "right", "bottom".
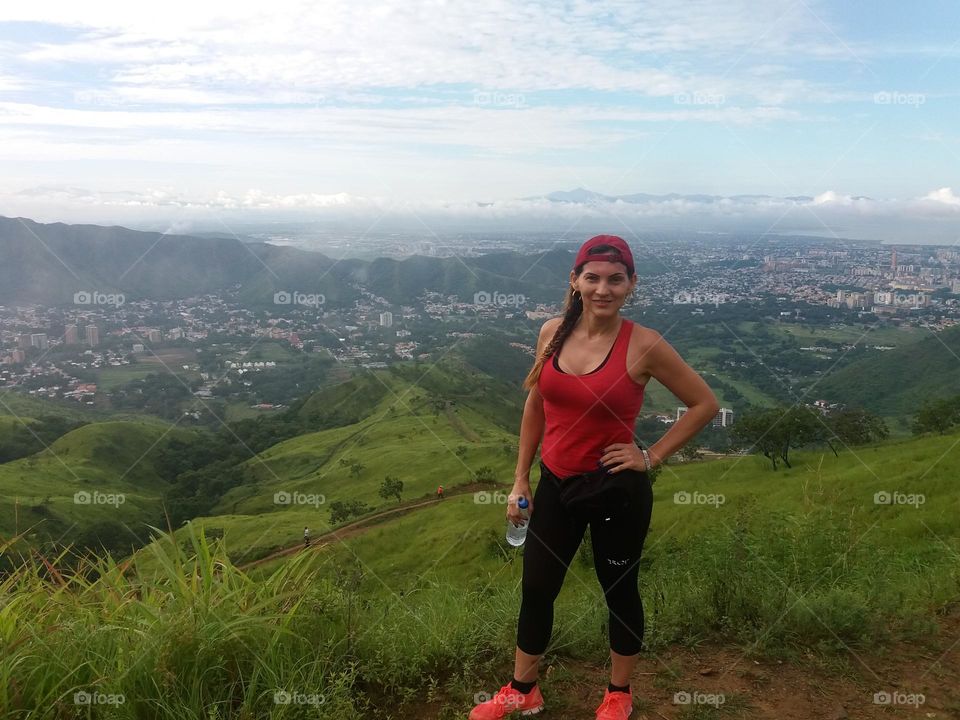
{"left": 595, "top": 688, "right": 633, "bottom": 719}
{"left": 468, "top": 682, "right": 545, "bottom": 719}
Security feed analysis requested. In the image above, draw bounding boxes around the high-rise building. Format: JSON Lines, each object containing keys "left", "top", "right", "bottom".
{"left": 30, "top": 333, "right": 48, "bottom": 350}
{"left": 379, "top": 311, "right": 393, "bottom": 327}
{"left": 712, "top": 408, "right": 735, "bottom": 428}
{"left": 17, "top": 334, "right": 31, "bottom": 350}
{"left": 64, "top": 324, "right": 79, "bottom": 345}
{"left": 147, "top": 329, "right": 162, "bottom": 344}
{"left": 85, "top": 324, "right": 100, "bottom": 347}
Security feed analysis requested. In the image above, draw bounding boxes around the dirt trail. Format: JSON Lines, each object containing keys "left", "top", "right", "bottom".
{"left": 395, "top": 606, "right": 960, "bottom": 719}
{"left": 238, "top": 482, "right": 496, "bottom": 570}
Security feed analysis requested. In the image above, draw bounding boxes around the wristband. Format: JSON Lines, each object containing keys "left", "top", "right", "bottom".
{"left": 640, "top": 448, "right": 651, "bottom": 472}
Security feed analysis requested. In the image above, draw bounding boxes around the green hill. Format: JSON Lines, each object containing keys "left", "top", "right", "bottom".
{"left": 815, "top": 323, "right": 960, "bottom": 416}
{"left": 0, "top": 420, "right": 196, "bottom": 550}
{"left": 254, "top": 425, "right": 960, "bottom": 592}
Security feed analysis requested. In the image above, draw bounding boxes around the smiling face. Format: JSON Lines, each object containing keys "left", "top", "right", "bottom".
{"left": 571, "top": 260, "right": 636, "bottom": 314}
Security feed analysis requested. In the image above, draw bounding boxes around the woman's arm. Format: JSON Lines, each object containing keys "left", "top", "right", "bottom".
{"left": 642, "top": 330, "right": 720, "bottom": 468}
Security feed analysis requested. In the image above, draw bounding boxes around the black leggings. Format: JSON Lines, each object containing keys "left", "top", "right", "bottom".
{"left": 517, "top": 461, "right": 654, "bottom": 656}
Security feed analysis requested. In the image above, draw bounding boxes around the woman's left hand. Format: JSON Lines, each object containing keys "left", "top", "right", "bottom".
{"left": 599, "top": 442, "right": 645, "bottom": 473}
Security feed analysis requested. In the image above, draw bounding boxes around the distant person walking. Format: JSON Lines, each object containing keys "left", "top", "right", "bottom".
{"left": 437, "top": 485, "right": 445, "bottom": 499}
{"left": 303, "top": 526, "right": 310, "bottom": 548}
{"left": 470, "top": 235, "right": 718, "bottom": 720}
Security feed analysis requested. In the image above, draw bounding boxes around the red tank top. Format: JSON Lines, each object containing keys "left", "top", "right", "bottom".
{"left": 537, "top": 317, "right": 645, "bottom": 478}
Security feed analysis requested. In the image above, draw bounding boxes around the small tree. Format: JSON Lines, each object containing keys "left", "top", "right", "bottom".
{"left": 912, "top": 396, "right": 960, "bottom": 435}
{"left": 378, "top": 476, "right": 403, "bottom": 503}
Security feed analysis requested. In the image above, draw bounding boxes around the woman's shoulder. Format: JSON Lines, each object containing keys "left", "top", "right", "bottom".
{"left": 626, "top": 318, "right": 659, "bottom": 344}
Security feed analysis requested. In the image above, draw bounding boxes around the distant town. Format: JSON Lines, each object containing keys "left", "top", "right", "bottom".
{"left": 2, "top": 236, "right": 959, "bottom": 420}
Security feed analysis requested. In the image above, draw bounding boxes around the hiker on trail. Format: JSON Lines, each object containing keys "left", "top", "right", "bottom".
{"left": 437, "top": 485, "right": 444, "bottom": 499}
{"left": 303, "top": 526, "right": 310, "bottom": 548}
{"left": 470, "top": 235, "right": 719, "bottom": 720}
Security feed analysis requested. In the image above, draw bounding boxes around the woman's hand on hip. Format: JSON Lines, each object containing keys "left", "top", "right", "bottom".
{"left": 599, "top": 442, "right": 645, "bottom": 473}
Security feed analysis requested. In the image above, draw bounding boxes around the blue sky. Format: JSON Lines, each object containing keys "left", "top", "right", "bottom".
{"left": 0, "top": 1, "right": 958, "bottom": 240}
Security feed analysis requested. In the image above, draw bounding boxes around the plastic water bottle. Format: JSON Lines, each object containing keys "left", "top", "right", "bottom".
{"left": 505, "top": 497, "right": 530, "bottom": 547}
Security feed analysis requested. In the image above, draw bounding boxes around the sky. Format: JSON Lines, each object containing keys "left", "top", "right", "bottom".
{"left": 0, "top": 1, "right": 959, "bottom": 241}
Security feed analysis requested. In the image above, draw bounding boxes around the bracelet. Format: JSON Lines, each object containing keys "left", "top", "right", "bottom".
{"left": 640, "top": 448, "right": 651, "bottom": 472}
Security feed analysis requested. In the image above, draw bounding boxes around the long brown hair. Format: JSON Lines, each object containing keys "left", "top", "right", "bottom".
{"left": 521, "top": 243, "right": 633, "bottom": 390}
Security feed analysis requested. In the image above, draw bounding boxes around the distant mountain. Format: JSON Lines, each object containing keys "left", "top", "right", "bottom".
{"left": 0, "top": 216, "right": 593, "bottom": 306}
{"left": 815, "top": 324, "right": 960, "bottom": 416}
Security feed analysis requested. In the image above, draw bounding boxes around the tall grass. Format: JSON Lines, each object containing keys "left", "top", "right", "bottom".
{"left": 2, "top": 504, "right": 958, "bottom": 719}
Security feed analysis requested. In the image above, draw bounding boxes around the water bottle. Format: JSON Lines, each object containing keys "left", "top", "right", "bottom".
{"left": 505, "top": 497, "right": 530, "bottom": 546}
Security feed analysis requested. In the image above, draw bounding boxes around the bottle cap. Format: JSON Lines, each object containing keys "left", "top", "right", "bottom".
{"left": 518, "top": 497, "right": 529, "bottom": 509}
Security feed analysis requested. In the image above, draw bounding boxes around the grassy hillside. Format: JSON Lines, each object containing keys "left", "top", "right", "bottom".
{"left": 0, "top": 421, "right": 195, "bottom": 549}
{"left": 265, "top": 427, "right": 960, "bottom": 596}
{"left": 166, "top": 369, "right": 521, "bottom": 563}
{"left": 5, "top": 423, "right": 959, "bottom": 719}
{"left": 815, "top": 323, "right": 960, "bottom": 416}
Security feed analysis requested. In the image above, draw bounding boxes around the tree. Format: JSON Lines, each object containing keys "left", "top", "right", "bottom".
{"left": 679, "top": 444, "right": 703, "bottom": 462}
{"left": 730, "top": 405, "right": 826, "bottom": 470}
{"left": 829, "top": 408, "right": 889, "bottom": 445}
{"left": 730, "top": 407, "right": 789, "bottom": 470}
{"left": 329, "top": 500, "right": 370, "bottom": 524}
{"left": 912, "top": 396, "right": 960, "bottom": 435}
{"left": 378, "top": 476, "right": 403, "bottom": 503}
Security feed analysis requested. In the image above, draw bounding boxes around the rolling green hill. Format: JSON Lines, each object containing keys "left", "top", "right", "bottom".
{"left": 250, "top": 425, "right": 960, "bottom": 591}
{"left": 0, "top": 216, "right": 587, "bottom": 307}
{"left": 0, "top": 420, "right": 196, "bottom": 550}
{"left": 815, "top": 323, "right": 960, "bottom": 416}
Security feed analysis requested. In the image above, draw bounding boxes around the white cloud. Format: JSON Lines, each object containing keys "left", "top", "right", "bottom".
{"left": 922, "top": 187, "right": 960, "bottom": 206}
{"left": 3, "top": 0, "right": 859, "bottom": 103}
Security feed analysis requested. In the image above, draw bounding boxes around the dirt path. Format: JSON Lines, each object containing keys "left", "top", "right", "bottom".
{"left": 394, "top": 606, "right": 960, "bottom": 719}
{"left": 238, "top": 482, "right": 497, "bottom": 570}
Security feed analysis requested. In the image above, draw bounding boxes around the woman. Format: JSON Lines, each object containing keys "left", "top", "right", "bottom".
{"left": 469, "top": 234, "right": 719, "bottom": 720}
